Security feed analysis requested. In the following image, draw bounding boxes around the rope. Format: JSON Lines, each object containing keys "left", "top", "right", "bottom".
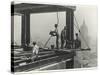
{"left": 44, "top": 7, "right": 60, "bottom": 48}
{"left": 74, "top": 24, "right": 78, "bottom": 33}
{"left": 44, "top": 36, "right": 52, "bottom": 48}
{"left": 74, "top": 16, "right": 90, "bottom": 48}
{"left": 56, "top": 9, "right": 59, "bottom": 25}
{"left": 74, "top": 16, "right": 80, "bottom": 31}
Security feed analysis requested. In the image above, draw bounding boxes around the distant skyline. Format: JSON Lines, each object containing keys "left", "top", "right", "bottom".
{"left": 13, "top": 4, "right": 97, "bottom": 50}
{"left": 75, "top": 5, "right": 97, "bottom": 39}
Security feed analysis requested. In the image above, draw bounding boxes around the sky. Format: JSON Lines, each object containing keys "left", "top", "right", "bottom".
{"left": 74, "top": 5, "right": 97, "bottom": 39}
{"left": 13, "top": 5, "right": 97, "bottom": 50}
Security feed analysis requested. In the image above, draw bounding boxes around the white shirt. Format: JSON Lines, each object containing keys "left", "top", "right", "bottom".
{"left": 33, "top": 45, "right": 39, "bottom": 55}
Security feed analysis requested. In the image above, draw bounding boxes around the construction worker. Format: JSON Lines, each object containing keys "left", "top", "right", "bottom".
{"left": 54, "top": 24, "right": 59, "bottom": 49}
{"left": 50, "top": 24, "right": 59, "bottom": 49}
{"left": 74, "top": 33, "right": 81, "bottom": 48}
{"left": 48, "top": 24, "right": 59, "bottom": 49}
{"left": 31, "top": 41, "right": 39, "bottom": 61}
{"left": 61, "top": 26, "right": 67, "bottom": 49}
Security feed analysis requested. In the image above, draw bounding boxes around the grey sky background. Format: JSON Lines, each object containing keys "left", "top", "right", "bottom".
{"left": 14, "top": 5, "right": 97, "bottom": 52}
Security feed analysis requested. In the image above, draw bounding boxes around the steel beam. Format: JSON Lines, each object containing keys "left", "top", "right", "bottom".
{"left": 66, "top": 10, "right": 74, "bottom": 41}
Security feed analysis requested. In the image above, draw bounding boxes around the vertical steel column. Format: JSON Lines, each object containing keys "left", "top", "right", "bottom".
{"left": 66, "top": 10, "right": 74, "bottom": 41}
{"left": 25, "top": 13, "right": 30, "bottom": 46}
{"left": 66, "top": 10, "right": 70, "bottom": 41}
{"left": 70, "top": 11, "right": 74, "bottom": 40}
{"left": 21, "top": 14, "right": 26, "bottom": 47}
{"left": 21, "top": 13, "right": 30, "bottom": 48}
{"left": 66, "top": 9, "right": 74, "bottom": 68}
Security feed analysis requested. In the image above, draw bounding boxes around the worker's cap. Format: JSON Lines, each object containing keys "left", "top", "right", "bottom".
{"left": 33, "top": 41, "right": 36, "bottom": 45}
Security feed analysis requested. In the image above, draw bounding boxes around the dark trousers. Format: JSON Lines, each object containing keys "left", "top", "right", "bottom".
{"left": 56, "top": 35, "right": 59, "bottom": 49}
{"left": 61, "top": 39, "right": 68, "bottom": 49}
{"left": 61, "top": 39, "right": 64, "bottom": 49}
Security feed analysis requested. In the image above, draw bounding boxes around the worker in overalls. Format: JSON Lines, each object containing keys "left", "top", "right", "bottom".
{"left": 31, "top": 41, "right": 39, "bottom": 62}
{"left": 61, "top": 26, "right": 67, "bottom": 49}
{"left": 54, "top": 24, "right": 59, "bottom": 49}
{"left": 49, "top": 24, "right": 59, "bottom": 49}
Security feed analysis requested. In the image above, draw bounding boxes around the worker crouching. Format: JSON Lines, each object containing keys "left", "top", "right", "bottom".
{"left": 31, "top": 41, "right": 39, "bottom": 62}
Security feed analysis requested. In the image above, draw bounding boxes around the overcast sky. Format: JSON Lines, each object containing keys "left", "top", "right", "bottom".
{"left": 13, "top": 4, "right": 97, "bottom": 50}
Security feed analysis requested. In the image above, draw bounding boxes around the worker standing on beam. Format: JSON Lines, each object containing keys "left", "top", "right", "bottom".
{"left": 61, "top": 26, "right": 67, "bottom": 49}
{"left": 48, "top": 24, "right": 59, "bottom": 49}
{"left": 54, "top": 24, "right": 59, "bottom": 49}
{"left": 74, "top": 33, "right": 81, "bottom": 49}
